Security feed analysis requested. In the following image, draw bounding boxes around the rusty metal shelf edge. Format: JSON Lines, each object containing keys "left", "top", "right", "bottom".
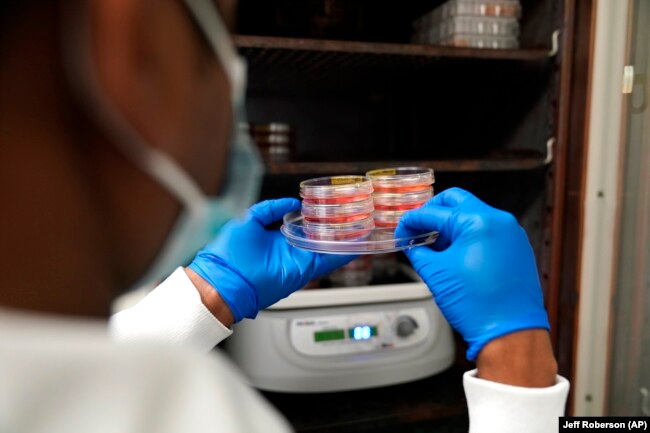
{"left": 265, "top": 157, "right": 548, "bottom": 175}
{"left": 235, "top": 35, "right": 551, "bottom": 61}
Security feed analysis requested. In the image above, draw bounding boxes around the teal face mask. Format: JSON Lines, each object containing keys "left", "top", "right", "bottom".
{"left": 62, "top": 0, "right": 263, "bottom": 288}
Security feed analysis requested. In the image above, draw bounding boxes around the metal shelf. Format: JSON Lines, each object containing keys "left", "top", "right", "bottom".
{"left": 235, "top": 35, "right": 550, "bottom": 89}
{"left": 235, "top": 35, "right": 550, "bottom": 61}
{"left": 264, "top": 149, "right": 551, "bottom": 175}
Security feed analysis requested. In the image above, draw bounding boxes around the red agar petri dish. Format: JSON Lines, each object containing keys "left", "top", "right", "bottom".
{"left": 301, "top": 194, "right": 371, "bottom": 205}
{"left": 300, "top": 176, "right": 373, "bottom": 200}
{"left": 374, "top": 202, "right": 427, "bottom": 211}
{"left": 374, "top": 220, "right": 398, "bottom": 229}
{"left": 303, "top": 215, "right": 375, "bottom": 240}
{"left": 372, "top": 184, "right": 432, "bottom": 193}
{"left": 303, "top": 213, "right": 373, "bottom": 224}
{"left": 373, "top": 209, "right": 407, "bottom": 229}
{"left": 366, "top": 167, "right": 434, "bottom": 193}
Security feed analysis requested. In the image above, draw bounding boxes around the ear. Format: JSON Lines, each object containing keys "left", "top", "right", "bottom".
{"left": 91, "top": 0, "right": 197, "bottom": 154}
{"left": 89, "top": 0, "right": 232, "bottom": 195}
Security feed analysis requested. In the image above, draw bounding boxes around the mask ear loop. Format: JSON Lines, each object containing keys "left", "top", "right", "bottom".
{"left": 60, "top": 0, "right": 209, "bottom": 213}
{"left": 182, "top": 0, "right": 245, "bottom": 105}
{"left": 182, "top": 0, "right": 263, "bottom": 213}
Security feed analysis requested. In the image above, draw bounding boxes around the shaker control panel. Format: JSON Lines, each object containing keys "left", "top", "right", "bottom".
{"left": 289, "top": 308, "right": 430, "bottom": 356}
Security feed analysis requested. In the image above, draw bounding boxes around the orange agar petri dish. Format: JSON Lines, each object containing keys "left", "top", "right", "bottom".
{"left": 303, "top": 213, "right": 373, "bottom": 224}
{"left": 300, "top": 176, "right": 373, "bottom": 201}
{"left": 374, "top": 220, "right": 399, "bottom": 229}
{"left": 301, "top": 194, "right": 372, "bottom": 205}
{"left": 373, "top": 209, "right": 408, "bottom": 229}
{"left": 372, "top": 184, "right": 432, "bottom": 193}
{"left": 303, "top": 215, "right": 375, "bottom": 239}
{"left": 302, "top": 196, "right": 373, "bottom": 218}
{"left": 374, "top": 202, "right": 427, "bottom": 211}
{"left": 373, "top": 189, "right": 433, "bottom": 211}
{"left": 366, "top": 167, "right": 434, "bottom": 194}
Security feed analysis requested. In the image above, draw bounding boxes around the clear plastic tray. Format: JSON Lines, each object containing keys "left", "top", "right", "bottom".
{"left": 282, "top": 211, "right": 438, "bottom": 254}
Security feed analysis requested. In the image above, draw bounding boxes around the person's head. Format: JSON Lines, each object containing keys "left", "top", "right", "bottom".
{"left": 0, "top": 0, "right": 244, "bottom": 316}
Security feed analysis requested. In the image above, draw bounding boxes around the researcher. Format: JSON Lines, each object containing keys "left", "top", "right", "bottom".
{"left": 0, "top": 0, "right": 569, "bottom": 432}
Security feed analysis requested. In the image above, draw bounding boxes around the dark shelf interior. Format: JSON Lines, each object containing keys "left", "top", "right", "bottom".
{"left": 234, "top": 0, "right": 567, "bottom": 427}
{"left": 262, "top": 365, "right": 470, "bottom": 433}
{"left": 237, "top": 35, "right": 552, "bottom": 92}
{"left": 237, "top": 0, "right": 557, "bottom": 48}
{"left": 245, "top": 58, "right": 552, "bottom": 161}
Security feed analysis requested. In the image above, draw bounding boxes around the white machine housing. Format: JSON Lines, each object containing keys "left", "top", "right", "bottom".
{"left": 225, "top": 266, "right": 454, "bottom": 393}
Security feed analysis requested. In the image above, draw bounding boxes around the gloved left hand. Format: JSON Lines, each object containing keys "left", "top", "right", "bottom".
{"left": 189, "top": 198, "right": 355, "bottom": 322}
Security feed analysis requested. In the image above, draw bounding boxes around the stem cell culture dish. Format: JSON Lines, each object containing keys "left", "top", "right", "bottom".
{"left": 366, "top": 167, "right": 434, "bottom": 194}
{"left": 300, "top": 176, "right": 375, "bottom": 241}
{"left": 366, "top": 167, "right": 435, "bottom": 228}
{"left": 300, "top": 176, "right": 373, "bottom": 201}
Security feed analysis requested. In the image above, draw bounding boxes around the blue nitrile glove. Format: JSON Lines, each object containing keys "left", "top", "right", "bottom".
{"left": 189, "top": 198, "right": 355, "bottom": 322}
{"left": 394, "top": 187, "right": 550, "bottom": 361}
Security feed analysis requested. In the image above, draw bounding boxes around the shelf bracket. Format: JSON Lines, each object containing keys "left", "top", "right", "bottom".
{"left": 545, "top": 138, "right": 555, "bottom": 165}
{"left": 641, "top": 388, "right": 650, "bottom": 416}
{"left": 548, "top": 30, "right": 560, "bottom": 57}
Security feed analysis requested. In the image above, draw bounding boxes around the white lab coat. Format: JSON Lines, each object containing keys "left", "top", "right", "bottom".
{"left": 0, "top": 268, "right": 569, "bottom": 433}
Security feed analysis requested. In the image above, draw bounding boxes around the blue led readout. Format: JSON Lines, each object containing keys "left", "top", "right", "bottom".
{"left": 349, "top": 325, "right": 378, "bottom": 340}
{"left": 353, "top": 326, "right": 371, "bottom": 340}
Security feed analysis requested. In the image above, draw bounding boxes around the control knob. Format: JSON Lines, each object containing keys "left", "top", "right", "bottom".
{"left": 395, "top": 315, "right": 418, "bottom": 338}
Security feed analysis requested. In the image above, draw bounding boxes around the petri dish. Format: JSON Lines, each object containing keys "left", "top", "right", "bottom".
{"left": 302, "top": 194, "right": 372, "bottom": 205}
{"left": 303, "top": 215, "right": 375, "bottom": 241}
{"left": 366, "top": 167, "right": 434, "bottom": 193}
{"left": 301, "top": 196, "right": 374, "bottom": 219}
{"left": 304, "top": 213, "right": 373, "bottom": 224}
{"left": 300, "top": 176, "right": 373, "bottom": 202}
{"left": 374, "top": 202, "right": 427, "bottom": 212}
{"left": 373, "top": 209, "right": 408, "bottom": 229}
{"left": 373, "top": 189, "right": 433, "bottom": 211}
{"left": 282, "top": 211, "right": 438, "bottom": 254}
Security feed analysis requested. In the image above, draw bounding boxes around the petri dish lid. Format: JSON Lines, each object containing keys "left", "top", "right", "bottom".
{"left": 301, "top": 197, "right": 374, "bottom": 218}
{"left": 366, "top": 167, "right": 435, "bottom": 188}
{"left": 282, "top": 211, "right": 438, "bottom": 255}
{"left": 300, "top": 176, "right": 373, "bottom": 199}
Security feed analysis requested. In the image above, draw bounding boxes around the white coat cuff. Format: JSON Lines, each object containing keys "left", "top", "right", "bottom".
{"left": 464, "top": 369, "right": 570, "bottom": 433}
{"left": 109, "top": 267, "right": 233, "bottom": 352}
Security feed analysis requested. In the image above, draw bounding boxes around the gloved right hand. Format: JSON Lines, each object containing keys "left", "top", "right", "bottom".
{"left": 395, "top": 187, "right": 550, "bottom": 361}
{"left": 189, "top": 198, "right": 355, "bottom": 323}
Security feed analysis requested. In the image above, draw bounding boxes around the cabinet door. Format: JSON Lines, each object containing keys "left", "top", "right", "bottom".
{"left": 607, "top": 0, "right": 650, "bottom": 417}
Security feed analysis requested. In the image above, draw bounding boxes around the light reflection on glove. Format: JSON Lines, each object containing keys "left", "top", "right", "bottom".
{"left": 189, "top": 198, "right": 354, "bottom": 322}
{"left": 395, "top": 187, "right": 550, "bottom": 361}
